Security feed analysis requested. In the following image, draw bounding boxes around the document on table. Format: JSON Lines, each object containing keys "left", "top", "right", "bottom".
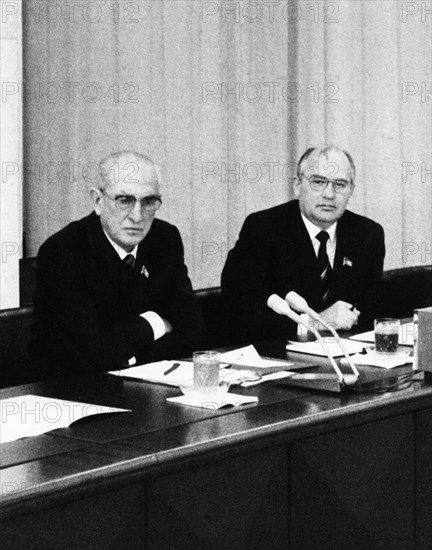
{"left": 167, "top": 392, "right": 258, "bottom": 409}
{"left": 286, "top": 338, "right": 365, "bottom": 357}
{"left": 219, "top": 345, "right": 295, "bottom": 372}
{"left": 349, "top": 322, "right": 416, "bottom": 346}
{"left": 0, "top": 395, "right": 130, "bottom": 444}
{"left": 109, "top": 360, "right": 195, "bottom": 386}
{"left": 340, "top": 350, "right": 412, "bottom": 369}
{"left": 109, "top": 345, "right": 297, "bottom": 385}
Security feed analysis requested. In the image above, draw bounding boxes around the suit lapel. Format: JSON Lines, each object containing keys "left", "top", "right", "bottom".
{"left": 285, "top": 205, "right": 323, "bottom": 306}
{"left": 85, "top": 213, "right": 125, "bottom": 288}
{"left": 330, "top": 212, "right": 357, "bottom": 303}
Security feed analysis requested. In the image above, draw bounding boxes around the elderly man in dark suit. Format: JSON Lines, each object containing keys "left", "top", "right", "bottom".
{"left": 31, "top": 151, "right": 204, "bottom": 378}
{"left": 221, "top": 145, "right": 385, "bottom": 342}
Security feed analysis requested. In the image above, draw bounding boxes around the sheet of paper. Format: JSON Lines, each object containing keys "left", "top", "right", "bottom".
{"left": 109, "top": 345, "right": 295, "bottom": 385}
{"left": 340, "top": 350, "right": 412, "bottom": 369}
{"left": 286, "top": 338, "right": 365, "bottom": 357}
{"left": 349, "top": 323, "right": 416, "bottom": 346}
{"left": 219, "top": 345, "right": 293, "bottom": 369}
{"left": 0, "top": 395, "right": 130, "bottom": 444}
{"left": 167, "top": 392, "right": 258, "bottom": 409}
{"left": 109, "top": 360, "right": 195, "bottom": 386}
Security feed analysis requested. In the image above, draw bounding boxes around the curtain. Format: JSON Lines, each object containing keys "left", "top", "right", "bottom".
{"left": 23, "top": 0, "right": 431, "bottom": 289}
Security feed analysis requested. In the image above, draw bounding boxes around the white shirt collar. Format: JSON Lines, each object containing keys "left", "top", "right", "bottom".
{"left": 103, "top": 230, "right": 138, "bottom": 260}
{"left": 300, "top": 213, "right": 337, "bottom": 244}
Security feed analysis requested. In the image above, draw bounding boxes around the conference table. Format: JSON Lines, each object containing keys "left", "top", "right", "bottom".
{"left": 1, "top": 335, "right": 431, "bottom": 550}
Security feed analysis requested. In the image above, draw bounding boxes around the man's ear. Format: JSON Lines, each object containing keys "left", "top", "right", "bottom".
{"left": 292, "top": 176, "right": 301, "bottom": 198}
{"left": 90, "top": 188, "right": 103, "bottom": 215}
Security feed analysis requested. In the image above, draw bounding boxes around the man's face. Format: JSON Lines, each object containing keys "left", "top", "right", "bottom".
{"left": 294, "top": 149, "right": 354, "bottom": 229}
{"left": 93, "top": 161, "right": 160, "bottom": 252}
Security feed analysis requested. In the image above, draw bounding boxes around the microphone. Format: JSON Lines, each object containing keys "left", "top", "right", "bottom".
{"left": 267, "top": 294, "right": 304, "bottom": 325}
{"left": 286, "top": 291, "right": 332, "bottom": 330}
{"left": 285, "top": 291, "right": 359, "bottom": 384}
{"left": 267, "top": 294, "right": 348, "bottom": 385}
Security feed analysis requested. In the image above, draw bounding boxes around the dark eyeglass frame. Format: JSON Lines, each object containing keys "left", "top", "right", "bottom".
{"left": 301, "top": 174, "right": 353, "bottom": 195}
{"left": 99, "top": 188, "right": 162, "bottom": 213}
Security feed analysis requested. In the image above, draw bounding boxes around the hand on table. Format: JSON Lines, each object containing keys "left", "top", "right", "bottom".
{"left": 319, "top": 301, "right": 360, "bottom": 331}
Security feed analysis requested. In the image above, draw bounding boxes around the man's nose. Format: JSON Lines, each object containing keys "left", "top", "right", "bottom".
{"left": 322, "top": 181, "right": 335, "bottom": 198}
{"left": 128, "top": 201, "right": 145, "bottom": 222}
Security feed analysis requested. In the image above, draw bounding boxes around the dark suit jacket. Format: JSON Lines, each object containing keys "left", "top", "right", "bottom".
{"left": 30, "top": 212, "right": 205, "bottom": 377}
{"left": 221, "top": 200, "right": 385, "bottom": 342}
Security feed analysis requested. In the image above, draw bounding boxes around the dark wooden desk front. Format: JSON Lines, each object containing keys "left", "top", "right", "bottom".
{"left": 1, "top": 342, "right": 432, "bottom": 550}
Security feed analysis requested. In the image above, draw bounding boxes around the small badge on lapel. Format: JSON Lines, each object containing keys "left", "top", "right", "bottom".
{"left": 343, "top": 257, "right": 353, "bottom": 267}
{"left": 140, "top": 264, "right": 150, "bottom": 278}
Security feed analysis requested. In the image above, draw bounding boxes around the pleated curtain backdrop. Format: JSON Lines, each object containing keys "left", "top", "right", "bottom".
{"left": 23, "top": 0, "right": 431, "bottom": 289}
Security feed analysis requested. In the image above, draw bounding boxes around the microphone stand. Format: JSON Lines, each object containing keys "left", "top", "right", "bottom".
{"left": 267, "top": 294, "right": 358, "bottom": 392}
{"left": 285, "top": 291, "right": 360, "bottom": 385}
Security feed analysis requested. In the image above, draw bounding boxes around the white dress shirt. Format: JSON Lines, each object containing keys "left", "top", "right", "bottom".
{"left": 300, "top": 214, "right": 337, "bottom": 268}
{"left": 294, "top": 216, "right": 338, "bottom": 336}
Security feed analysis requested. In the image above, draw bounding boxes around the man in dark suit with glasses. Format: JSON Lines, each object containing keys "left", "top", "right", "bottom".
{"left": 31, "top": 151, "right": 204, "bottom": 378}
{"left": 222, "top": 145, "right": 385, "bottom": 343}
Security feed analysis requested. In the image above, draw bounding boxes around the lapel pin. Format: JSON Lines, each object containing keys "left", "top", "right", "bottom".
{"left": 140, "top": 265, "right": 150, "bottom": 278}
{"left": 343, "top": 257, "right": 353, "bottom": 267}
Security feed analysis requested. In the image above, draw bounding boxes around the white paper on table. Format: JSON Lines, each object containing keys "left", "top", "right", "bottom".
{"left": 0, "top": 395, "right": 130, "bottom": 444}
{"left": 109, "top": 360, "right": 195, "bottom": 386}
{"left": 109, "top": 345, "right": 294, "bottom": 386}
{"left": 219, "top": 345, "right": 293, "bottom": 369}
{"left": 286, "top": 338, "right": 365, "bottom": 357}
{"left": 349, "top": 323, "right": 416, "bottom": 346}
{"left": 167, "top": 392, "right": 258, "bottom": 409}
{"left": 340, "top": 350, "right": 412, "bottom": 369}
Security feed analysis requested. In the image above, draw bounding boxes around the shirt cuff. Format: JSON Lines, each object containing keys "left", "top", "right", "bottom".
{"left": 141, "top": 311, "right": 167, "bottom": 340}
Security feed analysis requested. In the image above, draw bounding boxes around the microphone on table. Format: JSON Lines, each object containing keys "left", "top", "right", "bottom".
{"left": 267, "top": 294, "right": 304, "bottom": 324}
{"left": 267, "top": 294, "right": 350, "bottom": 385}
{"left": 285, "top": 291, "right": 359, "bottom": 384}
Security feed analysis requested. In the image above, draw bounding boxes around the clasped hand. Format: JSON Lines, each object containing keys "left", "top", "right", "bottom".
{"left": 319, "top": 300, "right": 360, "bottom": 331}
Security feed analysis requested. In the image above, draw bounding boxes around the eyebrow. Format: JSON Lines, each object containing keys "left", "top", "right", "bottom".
{"left": 115, "top": 191, "right": 161, "bottom": 198}
{"left": 311, "top": 175, "right": 349, "bottom": 183}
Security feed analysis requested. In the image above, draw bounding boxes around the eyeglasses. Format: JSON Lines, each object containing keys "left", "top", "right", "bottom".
{"left": 302, "top": 175, "right": 353, "bottom": 195}
{"left": 100, "top": 189, "right": 162, "bottom": 213}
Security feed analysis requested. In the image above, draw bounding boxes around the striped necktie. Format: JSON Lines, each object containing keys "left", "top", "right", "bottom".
{"left": 123, "top": 254, "right": 135, "bottom": 271}
{"left": 316, "top": 231, "right": 331, "bottom": 303}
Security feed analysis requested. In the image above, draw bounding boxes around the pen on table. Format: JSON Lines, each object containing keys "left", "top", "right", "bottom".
{"left": 164, "top": 362, "right": 180, "bottom": 376}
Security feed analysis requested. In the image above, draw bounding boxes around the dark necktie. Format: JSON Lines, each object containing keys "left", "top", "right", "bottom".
{"left": 123, "top": 254, "right": 135, "bottom": 271}
{"left": 316, "top": 231, "right": 331, "bottom": 303}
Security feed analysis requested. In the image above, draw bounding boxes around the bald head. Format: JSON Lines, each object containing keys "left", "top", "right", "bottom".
{"left": 297, "top": 145, "right": 356, "bottom": 184}
{"left": 99, "top": 151, "right": 161, "bottom": 191}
